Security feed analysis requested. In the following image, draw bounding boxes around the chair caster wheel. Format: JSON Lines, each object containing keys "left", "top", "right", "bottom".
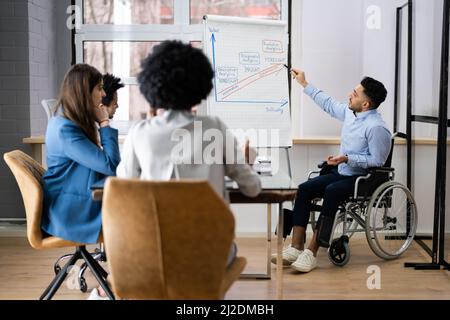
{"left": 54, "top": 265, "right": 61, "bottom": 275}
{"left": 79, "top": 277, "right": 88, "bottom": 293}
{"left": 328, "top": 236, "right": 350, "bottom": 266}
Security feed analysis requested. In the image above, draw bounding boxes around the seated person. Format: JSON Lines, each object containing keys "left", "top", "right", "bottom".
{"left": 42, "top": 64, "right": 120, "bottom": 244}
{"left": 272, "top": 68, "right": 391, "bottom": 273}
{"left": 102, "top": 73, "right": 124, "bottom": 119}
{"left": 116, "top": 40, "right": 261, "bottom": 267}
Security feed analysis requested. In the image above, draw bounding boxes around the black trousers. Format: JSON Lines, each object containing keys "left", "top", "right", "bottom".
{"left": 293, "top": 168, "right": 359, "bottom": 242}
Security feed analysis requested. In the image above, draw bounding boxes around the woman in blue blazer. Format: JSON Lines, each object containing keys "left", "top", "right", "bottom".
{"left": 41, "top": 64, "right": 120, "bottom": 244}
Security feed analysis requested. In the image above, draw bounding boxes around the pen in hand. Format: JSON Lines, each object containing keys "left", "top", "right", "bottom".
{"left": 283, "top": 64, "right": 299, "bottom": 77}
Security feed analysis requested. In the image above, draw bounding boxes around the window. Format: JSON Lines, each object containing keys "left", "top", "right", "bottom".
{"left": 83, "top": 0, "right": 174, "bottom": 24}
{"left": 76, "top": 0, "right": 287, "bottom": 127}
{"left": 190, "top": 0, "right": 281, "bottom": 24}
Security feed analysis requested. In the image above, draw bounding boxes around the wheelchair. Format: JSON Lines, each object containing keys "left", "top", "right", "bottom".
{"left": 283, "top": 136, "right": 418, "bottom": 267}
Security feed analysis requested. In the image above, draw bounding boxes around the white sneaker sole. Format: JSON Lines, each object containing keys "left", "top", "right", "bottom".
{"left": 291, "top": 263, "right": 317, "bottom": 273}
{"left": 270, "top": 255, "right": 296, "bottom": 266}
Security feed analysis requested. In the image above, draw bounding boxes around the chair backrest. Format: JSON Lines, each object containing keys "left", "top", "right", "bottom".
{"left": 3, "top": 150, "right": 45, "bottom": 248}
{"left": 102, "top": 178, "right": 236, "bottom": 300}
{"left": 383, "top": 134, "right": 397, "bottom": 168}
{"left": 41, "top": 99, "right": 57, "bottom": 121}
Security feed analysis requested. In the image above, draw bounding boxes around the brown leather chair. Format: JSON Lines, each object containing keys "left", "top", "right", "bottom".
{"left": 102, "top": 178, "right": 247, "bottom": 300}
{"left": 3, "top": 150, "right": 114, "bottom": 300}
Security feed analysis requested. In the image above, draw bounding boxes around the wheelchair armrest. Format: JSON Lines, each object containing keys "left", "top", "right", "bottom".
{"left": 308, "top": 161, "right": 335, "bottom": 179}
{"left": 354, "top": 173, "right": 372, "bottom": 199}
{"left": 318, "top": 161, "right": 328, "bottom": 169}
{"left": 317, "top": 161, "right": 336, "bottom": 176}
{"left": 307, "top": 170, "right": 321, "bottom": 180}
{"left": 368, "top": 167, "right": 395, "bottom": 173}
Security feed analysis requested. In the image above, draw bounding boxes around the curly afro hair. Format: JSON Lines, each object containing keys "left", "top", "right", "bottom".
{"left": 102, "top": 73, "right": 124, "bottom": 106}
{"left": 138, "top": 40, "right": 214, "bottom": 110}
{"left": 361, "top": 77, "right": 387, "bottom": 109}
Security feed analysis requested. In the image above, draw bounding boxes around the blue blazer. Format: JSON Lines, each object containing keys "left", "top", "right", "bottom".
{"left": 41, "top": 116, "right": 120, "bottom": 244}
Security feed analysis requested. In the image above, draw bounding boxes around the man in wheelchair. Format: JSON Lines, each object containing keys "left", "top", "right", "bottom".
{"left": 272, "top": 69, "right": 391, "bottom": 273}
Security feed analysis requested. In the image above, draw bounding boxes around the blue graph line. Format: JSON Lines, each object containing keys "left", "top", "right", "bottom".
{"left": 211, "top": 33, "right": 218, "bottom": 102}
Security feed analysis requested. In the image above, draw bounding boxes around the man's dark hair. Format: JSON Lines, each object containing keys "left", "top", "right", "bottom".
{"left": 138, "top": 40, "right": 214, "bottom": 110}
{"left": 360, "top": 77, "right": 387, "bottom": 109}
{"left": 102, "top": 73, "right": 124, "bottom": 106}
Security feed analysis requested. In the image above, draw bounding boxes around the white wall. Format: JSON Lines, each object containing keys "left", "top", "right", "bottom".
{"left": 292, "top": 0, "right": 444, "bottom": 139}
{"left": 292, "top": 0, "right": 364, "bottom": 137}
{"left": 55, "top": 0, "right": 72, "bottom": 90}
{"left": 29, "top": 0, "right": 58, "bottom": 136}
{"left": 29, "top": 0, "right": 72, "bottom": 136}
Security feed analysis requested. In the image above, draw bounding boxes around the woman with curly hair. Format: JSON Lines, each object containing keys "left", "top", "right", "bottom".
{"left": 117, "top": 40, "right": 261, "bottom": 199}
{"left": 116, "top": 41, "right": 261, "bottom": 274}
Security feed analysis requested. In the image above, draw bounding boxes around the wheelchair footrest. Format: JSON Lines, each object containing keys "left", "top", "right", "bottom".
{"left": 316, "top": 215, "right": 335, "bottom": 248}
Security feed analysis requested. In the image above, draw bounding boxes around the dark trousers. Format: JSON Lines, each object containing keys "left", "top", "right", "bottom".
{"left": 293, "top": 168, "right": 359, "bottom": 234}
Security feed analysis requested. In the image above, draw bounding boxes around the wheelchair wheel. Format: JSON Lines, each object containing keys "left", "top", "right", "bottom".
{"left": 328, "top": 235, "right": 350, "bottom": 266}
{"left": 365, "top": 181, "right": 417, "bottom": 260}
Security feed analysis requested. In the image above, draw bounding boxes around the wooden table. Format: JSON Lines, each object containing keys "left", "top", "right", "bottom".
{"left": 229, "top": 188, "right": 296, "bottom": 300}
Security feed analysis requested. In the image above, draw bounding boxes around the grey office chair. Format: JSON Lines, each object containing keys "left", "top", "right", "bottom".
{"left": 41, "top": 99, "right": 57, "bottom": 120}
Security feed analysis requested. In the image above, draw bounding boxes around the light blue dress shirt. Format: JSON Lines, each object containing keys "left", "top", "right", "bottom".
{"left": 304, "top": 84, "right": 392, "bottom": 176}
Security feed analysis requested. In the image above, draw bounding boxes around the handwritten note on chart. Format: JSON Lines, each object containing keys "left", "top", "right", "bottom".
{"left": 203, "top": 15, "right": 292, "bottom": 147}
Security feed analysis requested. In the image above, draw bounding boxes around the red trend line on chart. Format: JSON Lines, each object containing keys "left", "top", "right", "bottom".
{"left": 217, "top": 64, "right": 284, "bottom": 101}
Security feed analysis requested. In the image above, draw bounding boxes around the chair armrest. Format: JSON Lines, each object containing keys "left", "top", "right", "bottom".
{"left": 308, "top": 170, "right": 321, "bottom": 179}
{"left": 353, "top": 173, "right": 372, "bottom": 199}
{"left": 317, "top": 161, "right": 336, "bottom": 176}
{"left": 308, "top": 161, "right": 335, "bottom": 179}
{"left": 318, "top": 161, "right": 328, "bottom": 169}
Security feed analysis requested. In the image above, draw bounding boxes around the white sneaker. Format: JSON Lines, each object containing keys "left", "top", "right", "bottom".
{"left": 87, "top": 287, "right": 110, "bottom": 300}
{"left": 291, "top": 249, "right": 318, "bottom": 273}
{"left": 271, "top": 245, "right": 303, "bottom": 266}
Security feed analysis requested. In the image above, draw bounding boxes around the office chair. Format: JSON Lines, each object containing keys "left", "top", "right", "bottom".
{"left": 40, "top": 99, "right": 57, "bottom": 121}
{"left": 102, "top": 178, "right": 246, "bottom": 300}
{"left": 3, "top": 150, "right": 114, "bottom": 300}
